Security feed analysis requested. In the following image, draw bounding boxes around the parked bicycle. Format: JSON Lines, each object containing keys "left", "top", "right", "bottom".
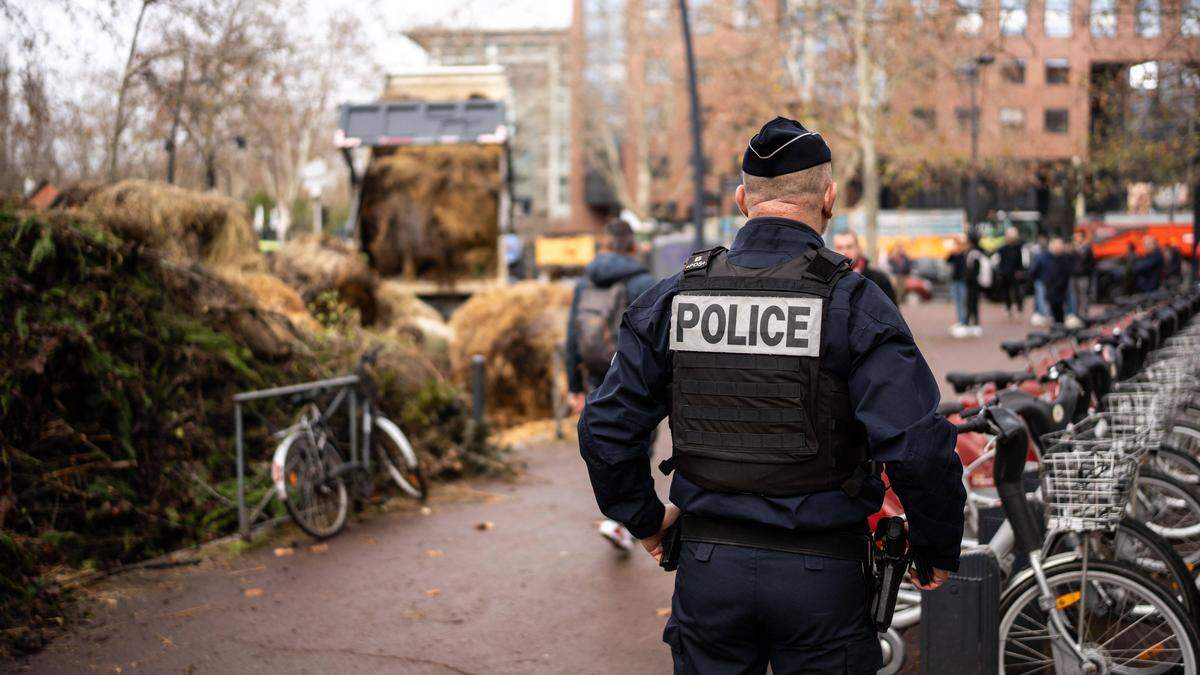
{"left": 270, "top": 346, "right": 426, "bottom": 539}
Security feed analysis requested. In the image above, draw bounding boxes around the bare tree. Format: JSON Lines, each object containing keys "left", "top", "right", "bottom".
{"left": 106, "top": 0, "right": 156, "bottom": 181}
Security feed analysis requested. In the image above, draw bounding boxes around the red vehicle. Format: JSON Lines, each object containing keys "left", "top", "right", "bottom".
{"left": 1077, "top": 219, "right": 1195, "bottom": 260}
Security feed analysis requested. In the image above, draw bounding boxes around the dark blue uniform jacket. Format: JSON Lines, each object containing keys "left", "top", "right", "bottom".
{"left": 579, "top": 218, "right": 966, "bottom": 571}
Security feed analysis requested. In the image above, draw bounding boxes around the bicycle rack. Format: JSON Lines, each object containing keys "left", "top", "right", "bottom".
{"left": 232, "top": 374, "right": 361, "bottom": 539}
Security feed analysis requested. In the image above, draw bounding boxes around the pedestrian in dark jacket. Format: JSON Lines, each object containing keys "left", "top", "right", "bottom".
{"left": 996, "top": 228, "right": 1025, "bottom": 316}
{"left": 1133, "top": 237, "right": 1164, "bottom": 294}
{"left": 1163, "top": 245, "right": 1183, "bottom": 288}
{"left": 833, "top": 229, "right": 898, "bottom": 307}
{"left": 1039, "top": 238, "right": 1072, "bottom": 324}
{"left": 1071, "top": 232, "right": 1095, "bottom": 314}
{"left": 566, "top": 219, "right": 655, "bottom": 409}
{"left": 946, "top": 236, "right": 969, "bottom": 336}
{"left": 1122, "top": 243, "right": 1138, "bottom": 297}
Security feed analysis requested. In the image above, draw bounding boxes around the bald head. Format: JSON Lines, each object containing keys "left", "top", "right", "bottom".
{"left": 735, "top": 163, "right": 837, "bottom": 232}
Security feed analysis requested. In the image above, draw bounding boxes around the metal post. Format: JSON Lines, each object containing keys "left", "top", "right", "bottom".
{"left": 967, "top": 67, "right": 980, "bottom": 230}
{"left": 552, "top": 344, "right": 565, "bottom": 439}
{"left": 348, "top": 388, "right": 358, "bottom": 464}
{"left": 471, "top": 354, "right": 486, "bottom": 424}
{"left": 679, "top": 0, "right": 706, "bottom": 251}
{"left": 235, "top": 402, "right": 247, "bottom": 539}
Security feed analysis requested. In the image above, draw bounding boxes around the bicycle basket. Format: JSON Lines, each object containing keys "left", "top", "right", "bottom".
{"left": 1039, "top": 448, "right": 1140, "bottom": 532}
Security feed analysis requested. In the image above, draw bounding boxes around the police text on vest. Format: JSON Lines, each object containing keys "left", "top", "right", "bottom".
{"left": 669, "top": 296, "right": 822, "bottom": 357}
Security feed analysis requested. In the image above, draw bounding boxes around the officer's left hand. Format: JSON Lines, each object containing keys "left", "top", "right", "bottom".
{"left": 639, "top": 504, "right": 682, "bottom": 562}
{"left": 910, "top": 567, "right": 950, "bottom": 591}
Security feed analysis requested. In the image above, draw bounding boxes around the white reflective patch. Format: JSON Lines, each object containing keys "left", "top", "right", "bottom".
{"left": 669, "top": 295, "right": 822, "bottom": 357}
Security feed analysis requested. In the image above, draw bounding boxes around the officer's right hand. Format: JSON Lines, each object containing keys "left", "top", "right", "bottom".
{"left": 910, "top": 567, "right": 950, "bottom": 591}
{"left": 639, "top": 504, "right": 681, "bottom": 562}
{"left": 569, "top": 392, "right": 586, "bottom": 415}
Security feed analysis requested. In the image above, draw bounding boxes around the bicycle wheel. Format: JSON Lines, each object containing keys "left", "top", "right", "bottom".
{"left": 999, "top": 560, "right": 1199, "bottom": 673}
{"left": 372, "top": 415, "right": 426, "bottom": 500}
{"left": 1148, "top": 446, "right": 1200, "bottom": 491}
{"left": 273, "top": 431, "right": 349, "bottom": 539}
{"left": 1130, "top": 469, "right": 1200, "bottom": 568}
{"left": 1046, "top": 519, "right": 1200, "bottom": 626}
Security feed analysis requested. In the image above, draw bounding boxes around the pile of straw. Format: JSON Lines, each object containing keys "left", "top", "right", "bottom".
{"left": 448, "top": 281, "right": 572, "bottom": 424}
{"left": 83, "top": 180, "right": 262, "bottom": 271}
{"left": 358, "top": 146, "right": 501, "bottom": 281}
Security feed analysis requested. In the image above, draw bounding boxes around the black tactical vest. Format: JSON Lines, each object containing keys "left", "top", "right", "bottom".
{"left": 666, "top": 245, "right": 871, "bottom": 496}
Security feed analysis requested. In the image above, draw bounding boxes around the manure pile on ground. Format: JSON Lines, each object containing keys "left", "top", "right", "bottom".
{"left": 84, "top": 179, "right": 262, "bottom": 271}
{"left": 0, "top": 197, "right": 506, "bottom": 655}
{"left": 358, "top": 145, "right": 501, "bottom": 281}
{"left": 448, "top": 281, "right": 573, "bottom": 425}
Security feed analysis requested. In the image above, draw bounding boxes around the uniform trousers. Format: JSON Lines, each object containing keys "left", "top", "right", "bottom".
{"left": 663, "top": 541, "right": 881, "bottom": 674}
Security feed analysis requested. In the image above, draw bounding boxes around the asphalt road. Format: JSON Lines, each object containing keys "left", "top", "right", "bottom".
{"left": 4, "top": 300, "right": 1035, "bottom": 675}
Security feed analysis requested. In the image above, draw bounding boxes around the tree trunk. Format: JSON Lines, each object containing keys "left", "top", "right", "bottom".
{"left": 276, "top": 201, "right": 293, "bottom": 242}
{"left": 853, "top": 0, "right": 880, "bottom": 260}
{"left": 165, "top": 46, "right": 188, "bottom": 184}
{"left": 107, "top": 0, "right": 153, "bottom": 182}
{"left": 204, "top": 150, "right": 217, "bottom": 190}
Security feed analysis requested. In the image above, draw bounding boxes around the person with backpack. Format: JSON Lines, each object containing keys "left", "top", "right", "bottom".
{"left": 565, "top": 218, "right": 655, "bottom": 552}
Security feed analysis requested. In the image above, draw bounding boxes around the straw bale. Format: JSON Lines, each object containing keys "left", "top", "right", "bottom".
{"left": 358, "top": 145, "right": 501, "bottom": 280}
{"left": 449, "top": 281, "right": 572, "bottom": 424}
{"left": 270, "top": 234, "right": 370, "bottom": 299}
{"left": 375, "top": 280, "right": 452, "bottom": 344}
{"left": 216, "top": 269, "right": 322, "bottom": 334}
{"left": 84, "top": 179, "right": 262, "bottom": 271}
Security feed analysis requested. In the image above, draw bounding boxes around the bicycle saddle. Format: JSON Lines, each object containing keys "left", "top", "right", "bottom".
{"left": 936, "top": 400, "right": 965, "bottom": 416}
{"left": 996, "top": 389, "right": 1061, "bottom": 441}
{"left": 945, "top": 370, "right": 1034, "bottom": 394}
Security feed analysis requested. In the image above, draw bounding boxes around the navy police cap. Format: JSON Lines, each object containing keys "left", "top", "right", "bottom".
{"left": 741, "top": 117, "right": 831, "bottom": 177}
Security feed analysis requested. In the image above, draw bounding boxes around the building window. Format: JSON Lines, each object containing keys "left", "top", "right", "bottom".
{"left": 691, "top": 0, "right": 714, "bottom": 34}
{"left": 1045, "top": 108, "right": 1069, "bottom": 133}
{"left": 1045, "top": 0, "right": 1072, "bottom": 37}
{"left": 1000, "top": 0, "right": 1027, "bottom": 35}
{"left": 999, "top": 107, "right": 1026, "bottom": 129}
{"left": 1136, "top": 0, "right": 1160, "bottom": 37}
{"left": 732, "top": 0, "right": 762, "bottom": 29}
{"left": 1183, "top": 0, "right": 1200, "bottom": 36}
{"left": 1001, "top": 59, "right": 1026, "bottom": 84}
{"left": 1090, "top": 0, "right": 1117, "bottom": 36}
{"left": 912, "top": 0, "right": 939, "bottom": 20}
{"left": 955, "top": 106, "right": 979, "bottom": 132}
{"left": 645, "top": 0, "right": 670, "bottom": 30}
{"left": 912, "top": 107, "right": 937, "bottom": 129}
{"left": 1045, "top": 58, "right": 1070, "bottom": 84}
{"left": 956, "top": 0, "right": 983, "bottom": 35}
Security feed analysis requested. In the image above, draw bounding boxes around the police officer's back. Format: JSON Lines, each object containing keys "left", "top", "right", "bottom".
{"left": 579, "top": 118, "right": 966, "bottom": 673}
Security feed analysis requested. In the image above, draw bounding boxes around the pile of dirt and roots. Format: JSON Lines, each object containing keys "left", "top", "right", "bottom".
{"left": 357, "top": 145, "right": 501, "bottom": 282}
{"left": 0, "top": 200, "right": 507, "bottom": 655}
{"left": 270, "top": 234, "right": 450, "bottom": 346}
{"left": 448, "top": 281, "right": 573, "bottom": 426}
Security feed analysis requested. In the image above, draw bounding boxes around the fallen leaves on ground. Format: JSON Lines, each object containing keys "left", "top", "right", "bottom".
{"left": 242, "top": 588, "right": 265, "bottom": 599}
{"left": 424, "top": 589, "right": 441, "bottom": 597}
{"left": 273, "top": 547, "right": 294, "bottom": 558}
{"left": 655, "top": 608, "right": 672, "bottom": 617}
{"left": 475, "top": 521, "right": 494, "bottom": 531}
{"left": 309, "top": 544, "right": 329, "bottom": 554}
{"left": 425, "top": 549, "right": 444, "bottom": 558}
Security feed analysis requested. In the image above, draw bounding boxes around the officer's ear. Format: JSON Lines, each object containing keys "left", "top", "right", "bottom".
{"left": 822, "top": 181, "right": 838, "bottom": 220}
{"left": 735, "top": 184, "right": 748, "bottom": 217}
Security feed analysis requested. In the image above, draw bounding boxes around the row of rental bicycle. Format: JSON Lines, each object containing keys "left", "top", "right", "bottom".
{"left": 879, "top": 286, "right": 1200, "bottom": 674}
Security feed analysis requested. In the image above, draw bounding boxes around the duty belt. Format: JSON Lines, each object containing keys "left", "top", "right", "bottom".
{"left": 677, "top": 514, "right": 870, "bottom": 563}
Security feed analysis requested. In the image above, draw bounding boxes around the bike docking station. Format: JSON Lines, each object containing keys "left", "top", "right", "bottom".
{"left": 232, "top": 374, "right": 362, "bottom": 540}
{"left": 919, "top": 546, "right": 1002, "bottom": 675}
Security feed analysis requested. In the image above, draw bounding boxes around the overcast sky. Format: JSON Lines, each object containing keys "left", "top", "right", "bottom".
{"left": 4, "top": 0, "right": 572, "bottom": 92}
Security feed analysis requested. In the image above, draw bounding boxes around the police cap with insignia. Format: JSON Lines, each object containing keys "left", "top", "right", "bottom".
{"left": 742, "top": 117, "right": 831, "bottom": 178}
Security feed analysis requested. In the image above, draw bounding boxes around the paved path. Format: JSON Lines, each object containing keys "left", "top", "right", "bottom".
{"left": 4, "top": 300, "right": 1036, "bottom": 674}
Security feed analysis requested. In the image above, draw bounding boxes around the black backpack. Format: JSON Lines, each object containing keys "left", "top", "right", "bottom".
{"left": 574, "top": 280, "right": 629, "bottom": 378}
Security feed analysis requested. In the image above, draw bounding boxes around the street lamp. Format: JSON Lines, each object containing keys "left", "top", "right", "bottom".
{"left": 957, "top": 54, "right": 994, "bottom": 229}
{"left": 678, "top": 0, "right": 706, "bottom": 250}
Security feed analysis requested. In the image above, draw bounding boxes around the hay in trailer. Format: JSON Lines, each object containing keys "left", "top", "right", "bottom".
{"left": 83, "top": 179, "right": 262, "bottom": 271}
{"left": 358, "top": 145, "right": 501, "bottom": 281}
{"left": 449, "top": 281, "right": 573, "bottom": 425}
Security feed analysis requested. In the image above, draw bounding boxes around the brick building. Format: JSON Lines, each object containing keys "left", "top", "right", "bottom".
{"left": 408, "top": 27, "right": 572, "bottom": 234}
{"left": 569, "top": 0, "right": 1200, "bottom": 230}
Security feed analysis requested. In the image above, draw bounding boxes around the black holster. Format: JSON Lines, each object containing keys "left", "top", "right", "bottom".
{"left": 659, "top": 523, "right": 683, "bottom": 572}
{"left": 869, "top": 516, "right": 911, "bottom": 631}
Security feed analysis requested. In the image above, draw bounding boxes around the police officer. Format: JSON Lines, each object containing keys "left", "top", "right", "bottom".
{"left": 578, "top": 117, "right": 965, "bottom": 673}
